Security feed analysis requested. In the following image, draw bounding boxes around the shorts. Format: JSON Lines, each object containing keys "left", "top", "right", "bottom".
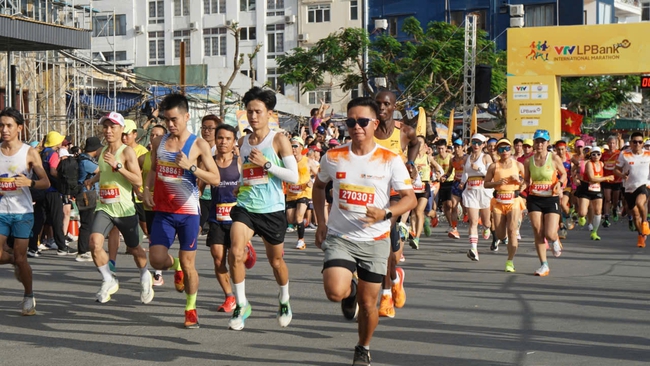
{"left": 321, "top": 235, "right": 389, "bottom": 284}
{"left": 462, "top": 188, "right": 492, "bottom": 209}
{"left": 91, "top": 210, "right": 141, "bottom": 248}
{"left": 325, "top": 181, "right": 333, "bottom": 204}
{"left": 624, "top": 185, "right": 648, "bottom": 209}
{"left": 149, "top": 212, "right": 200, "bottom": 251}
{"left": 601, "top": 182, "right": 622, "bottom": 191}
{"left": 438, "top": 182, "right": 453, "bottom": 203}
{"left": 231, "top": 205, "right": 286, "bottom": 245}
{"left": 62, "top": 195, "right": 72, "bottom": 205}
{"left": 491, "top": 197, "right": 524, "bottom": 215}
{"left": 135, "top": 202, "right": 146, "bottom": 222}
{"left": 286, "top": 197, "right": 310, "bottom": 209}
{"left": 575, "top": 182, "right": 603, "bottom": 200}
{"left": 451, "top": 180, "right": 464, "bottom": 197}
{"left": 145, "top": 210, "right": 156, "bottom": 235}
{"left": 415, "top": 182, "right": 431, "bottom": 200}
{"left": 206, "top": 221, "right": 232, "bottom": 248}
{"left": 526, "top": 195, "right": 560, "bottom": 215}
{"left": 0, "top": 213, "right": 34, "bottom": 239}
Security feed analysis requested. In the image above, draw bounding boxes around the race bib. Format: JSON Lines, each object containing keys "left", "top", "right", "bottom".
{"left": 603, "top": 161, "right": 616, "bottom": 170}
{"left": 99, "top": 184, "right": 120, "bottom": 204}
{"left": 0, "top": 177, "right": 19, "bottom": 196}
{"left": 454, "top": 170, "right": 463, "bottom": 181}
{"left": 157, "top": 161, "right": 183, "bottom": 183}
{"left": 413, "top": 182, "right": 425, "bottom": 194}
{"left": 242, "top": 163, "right": 268, "bottom": 186}
{"left": 588, "top": 182, "right": 601, "bottom": 192}
{"left": 530, "top": 181, "right": 553, "bottom": 197}
{"left": 288, "top": 184, "right": 302, "bottom": 194}
{"left": 466, "top": 177, "right": 484, "bottom": 190}
{"left": 216, "top": 202, "right": 236, "bottom": 222}
{"left": 339, "top": 183, "right": 376, "bottom": 213}
{"left": 495, "top": 190, "right": 515, "bottom": 204}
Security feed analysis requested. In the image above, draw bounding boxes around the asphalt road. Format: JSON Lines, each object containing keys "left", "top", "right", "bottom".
{"left": 0, "top": 218, "right": 649, "bottom": 366}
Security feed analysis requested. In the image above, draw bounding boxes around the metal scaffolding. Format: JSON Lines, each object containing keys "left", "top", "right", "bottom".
{"left": 462, "top": 14, "right": 477, "bottom": 141}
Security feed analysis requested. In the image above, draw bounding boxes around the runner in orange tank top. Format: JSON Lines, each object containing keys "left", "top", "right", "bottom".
{"left": 575, "top": 146, "right": 614, "bottom": 240}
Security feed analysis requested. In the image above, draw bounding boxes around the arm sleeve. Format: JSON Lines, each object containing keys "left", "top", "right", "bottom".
{"left": 268, "top": 155, "right": 299, "bottom": 184}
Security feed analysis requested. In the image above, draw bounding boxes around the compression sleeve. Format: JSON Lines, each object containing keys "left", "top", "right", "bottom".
{"left": 268, "top": 155, "right": 299, "bottom": 184}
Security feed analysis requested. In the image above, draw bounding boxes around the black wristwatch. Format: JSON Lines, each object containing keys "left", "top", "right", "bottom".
{"left": 263, "top": 161, "right": 272, "bottom": 171}
{"left": 30, "top": 180, "right": 35, "bottom": 188}
{"left": 384, "top": 209, "right": 393, "bottom": 220}
{"left": 189, "top": 165, "right": 197, "bottom": 173}
{"left": 115, "top": 163, "right": 123, "bottom": 170}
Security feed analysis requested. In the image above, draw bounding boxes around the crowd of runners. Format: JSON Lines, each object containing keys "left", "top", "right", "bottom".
{"left": 1, "top": 87, "right": 649, "bottom": 366}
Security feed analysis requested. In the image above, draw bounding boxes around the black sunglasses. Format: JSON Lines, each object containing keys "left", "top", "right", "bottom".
{"left": 345, "top": 118, "right": 374, "bottom": 128}
{"left": 291, "top": 145, "right": 300, "bottom": 148}
{"left": 631, "top": 140, "right": 644, "bottom": 145}
{"left": 497, "top": 146, "right": 511, "bottom": 153}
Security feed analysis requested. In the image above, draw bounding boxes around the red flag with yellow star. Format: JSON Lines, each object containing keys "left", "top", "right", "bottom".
{"left": 561, "top": 109, "right": 583, "bottom": 135}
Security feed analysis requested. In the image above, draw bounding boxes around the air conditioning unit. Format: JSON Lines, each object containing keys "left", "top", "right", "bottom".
{"left": 509, "top": 4, "right": 525, "bottom": 17}
{"left": 134, "top": 25, "right": 144, "bottom": 34}
{"left": 285, "top": 15, "right": 296, "bottom": 24}
{"left": 375, "top": 19, "right": 388, "bottom": 30}
{"left": 189, "top": 22, "right": 198, "bottom": 31}
{"left": 298, "top": 33, "right": 309, "bottom": 42}
{"left": 510, "top": 17, "right": 525, "bottom": 28}
{"left": 226, "top": 20, "right": 234, "bottom": 26}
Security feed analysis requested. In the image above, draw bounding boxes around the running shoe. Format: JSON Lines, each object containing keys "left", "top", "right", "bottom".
{"left": 307, "top": 223, "right": 318, "bottom": 230}
{"left": 613, "top": 209, "right": 619, "bottom": 221}
{"left": 397, "top": 222, "right": 409, "bottom": 240}
{"left": 244, "top": 241, "right": 257, "bottom": 269}
{"left": 399, "top": 253, "right": 405, "bottom": 262}
{"left": 140, "top": 271, "right": 154, "bottom": 304}
{"left": 153, "top": 273, "right": 164, "bottom": 286}
{"left": 27, "top": 249, "right": 40, "bottom": 258}
{"left": 642, "top": 222, "right": 650, "bottom": 236}
{"left": 430, "top": 216, "right": 439, "bottom": 228}
{"left": 392, "top": 267, "right": 406, "bottom": 308}
{"left": 552, "top": 240, "right": 563, "bottom": 257}
{"left": 229, "top": 302, "right": 252, "bottom": 330}
{"left": 96, "top": 276, "right": 119, "bottom": 303}
{"left": 295, "top": 239, "right": 306, "bottom": 250}
{"left": 482, "top": 228, "right": 491, "bottom": 240}
{"left": 218, "top": 295, "right": 236, "bottom": 313}
{"left": 38, "top": 243, "right": 48, "bottom": 251}
{"left": 587, "top": 223, "right": 594, "bottom": 232}
{"left": 602, "top": 218, "right": 611, "bottom": 228}
{"left": 490, "top": 239, "right": 499, "bottom": 252}
{"left": 277, "top": 300, "right": 292, "bottom": 327}
{"left": 467, "top": 249, "right": 479, "bottom": 261}
{"left": 578, "top": 217, "right": 586, "bottom": 226}
{"left": 46, "top": 239, "right": 57, "bottom": 250}
{"left": 378, "top": 294, "right": 395, "bottom": 318}
{"left": 534, "top": 263, "right": 550, "bottom": 277}
{"left": 629, "top": 219, "right": 636, "bottom": 232}
{"left": 184, "top": 309, "right": 200, "bottom": 329}
{"left": 503, "top": 237, "right": 508, "bottom": 246}
{"left": 286, "top": 226, "right": 295, "bottom": 233}
{"left": 341, "top": 278, "right": 359, "bottom": 320}
{"left": 638, "top": 235, "right": 646, "bottom": 248}
{"left": 566, "top": 220, "right": 575, "bottom": 230}
{"left": 423, "top": 217, "right": 431, "bottom": 236}
{"left": 57, "top": 245, "right": 77, "bottom": 256}
{"left": 409, "top": 237, "right": 419, "bottom": 250}
{"left": 463, "top": 214, "right": 469, "bottom": 223}
{"left": 174, "top": 270, "right": 185, "bottom": 293}
{"left": 448, "top": 228, "right": 460, "bottom": 239}
{"left": 590, "top": 232, "right": 601, "bottom": 241}
{"left": 517, "top": 231, "right": 521, "bottom": 240}
{"left": 505, "top": 260, "right": 516, "bottom": 273}
{"left": 75, "top": 252, "right": 92, "bottom": 262}
{"left": 352, "top": 345, "right": 372, "bottom": 366}
{"left": 558, "top": 227, "right": 568, "bottom": 240}
{"left": 21, "top": 296, "right": 36, "bottom": 316}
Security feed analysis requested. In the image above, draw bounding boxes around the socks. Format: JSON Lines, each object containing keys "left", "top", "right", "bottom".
{"left": 382, "top": 289, "right": 391, "bottom": 296}
{"left": 233, "top": 280, "right": 247, "bottom": 307}
{"left": 392, "top": 271, "right": 401, "bottom": 285}
{"left": 108, "top": 259, "right": 116, "bottom": 272}
{"left": 169, "top": 257, "right": 181, "bottom": 271}
{"left": 140, "top": 267, "right": 150, "bottom": 282}
{"left": 451, "top": 221, "right": 458, "bottom": 229}
{"left": 297, "top": 222, "right": 305, "bottom": 239}
{"left": 592, "top": 215, "right": 602, "bottom": 233}
{"left": 279, "top": 282, "right": 290, "bottom": 303}
{"left": 185, "top": 292, "right": 197, "bottom": 311}
{"left": 470, "top": 235, "right": 478, "bottom": 251}
{"left": 98, "top": 264, "right": 113, "bottom": 282}
{"left": 155, "top": 270, "right": 163, "bottom": 276}
{"left": 358, "top": 344, "right": 370, "bottom": 351}
{"left": 541, "top": 261, "right": 548, "bottom": 266}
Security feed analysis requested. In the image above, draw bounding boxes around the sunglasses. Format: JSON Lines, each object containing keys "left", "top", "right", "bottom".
{"left": 291, "top": 145, "right": 300, "bottom": 148}
{"left": 631, "top": 140, "right": 644, "bottom": 145}
{"left": 497, "top": 146, "right": 511, "bottom": 153}
{"left": 590, "top": 152, "right": 601, "bottom": 156}
{"left": 345, "top": 117, "right": 374, "bottom": 128}
{"left": 471, "top": 140, "right": 482, "bottom": 145}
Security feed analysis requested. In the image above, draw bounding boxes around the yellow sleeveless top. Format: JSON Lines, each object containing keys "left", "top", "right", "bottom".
{"left": 374, "top": 121, "right": 406, "bottom": 162}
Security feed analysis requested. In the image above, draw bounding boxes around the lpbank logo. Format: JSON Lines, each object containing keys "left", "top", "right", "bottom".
{"left": 526, "top": 39, "right": 631, "bottom": 61}
{"left": 553, "top": 39, "right": 631, "bottom": 56}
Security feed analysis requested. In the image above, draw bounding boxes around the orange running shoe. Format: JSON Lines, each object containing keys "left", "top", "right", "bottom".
{"left": 217, "top": 295, "right": 237, "bottom": 312}
{"left": 430, "top": 216, "right": 439, "bottom": 228}
{"left": 637, "top": 235, "right": 646, "bottom": 248}
{"left": 184, "top": 309, "right": 199, "bottom": 329}
{"left": 448, "top": 228, "right": 460, "bottom": 239}
{"left": 642, "top": 222, "right": 650, "bottom": 236}
{"left": 245, "top": 241, "right": 257, "bottom": 269}
{"left": 378, "top": 294, "right": 395, "bottom": 318}
{"left": 174, "top": 270, "right": 185, "bottom": 292}
{"left": 392, "top": 267, "right": 406, "bottom": 308}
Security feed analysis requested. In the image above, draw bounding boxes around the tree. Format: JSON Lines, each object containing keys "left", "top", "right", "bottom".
{"left": 561, "top": 75, "right": 641, "bottom": 114}
{"left": 219, "top": 22, "right": 245, "bottom": 119}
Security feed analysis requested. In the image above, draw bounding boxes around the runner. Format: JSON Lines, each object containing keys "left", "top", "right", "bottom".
{"left": 313, "top": 96, "right": 416, "bottom": 366}
{"left": 615, "top": 132, "right": 650, "bottom": 248}
{"left": 574, "top": 146, "right": 613, "bottom": 240}
{"left": 601, "top": 135, "right": 623, "bottom": 228}
{"left": 143, "top": 94, "right": 221, "bottom": 328}
{"left": 446, "top": 138, "right": 466, "bottom": 239}
{"left": 226, "top": 87, "right": 299, "bottom": 331}
{"left": 484, "top": 138, "right": 525, "bottom": 272}
{"left": 0, "top": 107, "right": 50, "bottom": 315}
{"left": 461, "top": 134, "right": 493, "bottom": 261}
{"left": 486, "top": 137, "right": 499, "bottom": 162}
{"left": 513, "top": 138, "right": 524, "bottom": 160}
{"left": 199, "top": 115, "right": 220, "bottom": 236}
{"left": 555, "top": 140, "right": 574, "bottom": 239}
{"left": 410, "top": 136, "right": 443, "bottom": 249}
{"left": 523, "top": 129, "right": 567, "bottom": 277}
{"left": 286, "top": 136, "right": 313, "bottom": 250}
{"left": 84, "top": 112, "right": 153, "bottom": 304}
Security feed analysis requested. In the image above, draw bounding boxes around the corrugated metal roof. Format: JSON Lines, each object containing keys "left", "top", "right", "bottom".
{"left": 0, "top": 14, "right": 90, "bottom": 51}
{"left": 67, "top": 91, "right": 143, "bottom": 115}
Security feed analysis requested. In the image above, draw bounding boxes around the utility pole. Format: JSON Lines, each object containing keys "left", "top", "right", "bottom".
{"left": 462, "top": 14, "right": 477, "bottom": 141}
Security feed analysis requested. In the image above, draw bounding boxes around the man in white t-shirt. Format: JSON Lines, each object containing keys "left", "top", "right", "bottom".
{"left": 615, "top": 131, "right": 650, "bottom": 248}
{"left": 313, "top": 97, "right": 416, "bottom": 366}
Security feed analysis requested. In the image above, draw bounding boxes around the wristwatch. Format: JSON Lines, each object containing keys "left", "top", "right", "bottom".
{"left": 384, "top": 209, "right": 393, "bottom": 220}
{"left": 189, "top": 165, "right": 197, "bottom": 173}
{"left": 115, "top": 163, "right": 123, "bottom": 170}
{"left": 263, "top": 161, "right": 272, "bottom": 171}
{"left": 30, "top": 180, "right": 35, "bottom": 188}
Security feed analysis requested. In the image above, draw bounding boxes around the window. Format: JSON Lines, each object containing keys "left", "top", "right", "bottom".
{"left": 174, "top": 30, "right": 191, "bottom": 58}
{"left": 308, "top": 90, "right": 331, "bottom": 105}
{"left": 148, "top": 1, "right": 164, "bottom": 24}
{"left": 92, "top": 15, "right": 126, "bottom": 37}
{"left": 388, "top": 17, "right": 398, "bottom": 36}
{"left": 468, "top": 9, "right": 487, "bottom": 30}
{"left": 267, "top": 68, "right": 284, "bottom": 93}
{"left": 204, "top": 0, "right": 226, "bottom": 14}
{"left": 644, "top": 2, "right": 650, "bottom": 21}
{"left": 204, "top": 27, "right": 227, "bottom": 56}
{"left": 450, "top": 11, "right": 464, "bottom": 26}
{"left": 350, "top": 0, "right": 358, "bottom": 20}
{"left": 598, "top": 2, "right": 612, "bottom": 24}
{"left": 93, "top": 51, "right": 127, "bottom": 62}
{"left": 308, "top": 5, "right": 330, "bottom": 23}
{"left": 267, "top": 0, "right": 285, "bottom": 16}
{"left": 174, "top": 0, "right": 190, "bottom": 16}
{"left": 148, "top": 31, "right": 165, "bottom": 65}
{"left": 240, "top": 69, "right": 252, "bottom": 77}
{"left": 240, "top": 0, "right": 256, "bottom": 11}
{"left": 266, "top": 24, "right": 284, "bottom": 59}
{"left": 239, "top": 27, "right": 257, "bottom": 40}
{"left": 525, "top": 4, "right": 555, "bottom": 27}
{"left": 351, "top": 85, "right": 360, "bottom": 99}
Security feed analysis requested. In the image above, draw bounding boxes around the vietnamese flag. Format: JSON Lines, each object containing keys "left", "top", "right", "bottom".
{"left": 561, "top": 109, "right": 583, "bottom": 135}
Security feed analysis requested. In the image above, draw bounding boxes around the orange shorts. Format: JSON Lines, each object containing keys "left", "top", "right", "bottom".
{"left": 491, "top": 197, "right": 524, "bottom": 215}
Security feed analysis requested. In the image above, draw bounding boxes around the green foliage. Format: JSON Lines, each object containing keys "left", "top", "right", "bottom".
{"left": 562, "top": 75, "right": 641, "bottom": 113}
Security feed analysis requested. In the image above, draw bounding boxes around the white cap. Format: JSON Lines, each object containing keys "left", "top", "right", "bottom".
{"left": 470, "top": 133, "right": 487, "bottom": 142}
{"left": 99, "top": 111, "right": 125, "bottom": 126}
{"left": 590, "top": 146, "right": 601, "bottom": 154}
{"left": 644, "top": 139, "right": 650, "bottom": 146}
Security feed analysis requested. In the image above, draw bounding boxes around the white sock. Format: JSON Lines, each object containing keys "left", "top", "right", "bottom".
{"left": 391, "top": 271, "right": 400, "bottom": 285}
{"left": 98, "top": 264, "right": 113, "bottom": 282}
{"left": 140, "top": 267, "right": 150, "bottom": 282}
{"left": 382, "top": 289, "right": 391, "bottom": 296}
{"left": 279, "top": 282, "right": 290, "bottom": 303}
{"left": 233, "top": 281, "right": 247, "bottom": 307}
{"left": 593, "top": 215, "right": 602, "bottom": 232}
{"left": 155, "top": 270, "right": 163, "bottom": 275}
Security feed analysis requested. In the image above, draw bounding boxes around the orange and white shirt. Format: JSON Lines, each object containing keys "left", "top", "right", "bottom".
{"left": 616, "top": 150, "right": 650, "bottom": 192}
{"left": 318, "top": 143, "right": 412, "bottom": 241}
{"left": 602, "top": 149, "right": 622, "bottom": 183}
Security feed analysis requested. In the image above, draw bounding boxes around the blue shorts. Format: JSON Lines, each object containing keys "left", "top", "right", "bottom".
{"left": 149, "top": 212, "right": 200, "bottom": 251}
{"left": 451, "top": 181, "right": 464, "bottom": 198}
{"left": 0, "top": 213, "right": 34, "bottom": 239}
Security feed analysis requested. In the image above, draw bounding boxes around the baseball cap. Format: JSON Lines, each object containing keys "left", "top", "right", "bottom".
{"left": 496, "top": 138, "right": 511, "bottom": 147}
{"left": 602, "top": 144, "right": 610, "bottom": 150}
{"left": 123, "top": 119, "right": 137, "bottom": 134}
{"left": 290, "top": 136, "right": 305, "bottom": 146}
{"left": 328, "top": 138, "right": 340, "bottom": 146}
{"left": 453, "top": 138, "right": 463, "bottom": 146}
{"left": 316, "top": 126, "right": 326, "bottom": 135}
{"left": 99, "top": 111, "right": 125, "bottom": 126}
{"left": 575, "top": 139, "right": 585, "bottom": 148}
{"left": 309, "top": 144, "right": 322, "bottom": 152}
{"left": 471, "top": 133, "right": 487, "bottom": 142}
{"left": 590, "top": 146, "right": 601, "bottom": 154}
{"left": 523, "top": 139, "right": 534, "bottom": 147}
{"left": 84, "top": 136, "right": 104, "bottom": 153}
{"left": 533, "top": 129, "right": 550, "bottom": 141}
{"left": 44, "top": 131, "right": 65, "bottom": 148}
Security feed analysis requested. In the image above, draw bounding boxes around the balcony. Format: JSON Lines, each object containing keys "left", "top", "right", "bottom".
{"left": 615, "top": 0, "right": 642, "bottom": 18}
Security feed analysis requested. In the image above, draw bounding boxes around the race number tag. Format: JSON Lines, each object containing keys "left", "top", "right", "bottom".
{"left": 99, "top": 184, "right": 120, "bottom": 204}
{"left": 588, "top": 183, "right": 601, "bottom": 192}
{"left": 495, "top": 190, "right": 515, "bottom": 204}
{"left": 157, "top": 161, "right": 183, "bottom": 183}
{"left": 0, "top": 177, "right": 18, "bottom": 196}
{"left": 530, "top": 181, "right": 553, "bottom": 197}
{"left": 242, "top": 163, "right": 268, "bottom": 186}
{"left": 288, "top": 184, "right": 302, "bottom": 194}
{"left": 339, "top": 183, "right": 376, "bottom": 213}
{"left": 216, "top": 202, "right": 236, "bottom": 222}
{"left": 413, "top": 181, "right": 425, "bottom": 194}
{"left": 454, "top": 170, "right": 464, "bottom": 181}
{"left": 466, "top": 177, "right": 484, "bottom": 190}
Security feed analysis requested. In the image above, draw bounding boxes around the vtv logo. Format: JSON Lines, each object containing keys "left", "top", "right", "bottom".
{"left": 515, "top": 86, "right": 528, "bottom": 92}
{"left": 554, "top": 46, "right": 576, "bottom": 55}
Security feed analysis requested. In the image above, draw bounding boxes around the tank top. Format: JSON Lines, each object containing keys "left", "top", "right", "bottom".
{"left": 464, "top": 153, "right": 487, "bottom": 190}
{"left": 373, "top": 122, "right": 406, "bottom": 161}
{"left": 209, "top": 157, "right": 239, "bottom": 224}
{"left": 0, "top": 143, "right": 33, "bottom": 214}
{"left": 451, "top": 156, "right": 465, "bottom": 181}
{"left": 529, "top": 153, "right": 558, "bottom": 197}
{"left": 153, "top": 133, "right": 200, "bottom": 215}
{"left": 415, "top": 154, "right": 431, "bottom": 182}
{"left": 96, "top": 145, "right": 135, "bottom": 217}
{"left": 287, "top": 156, "right": 312, "bottom": 201}
{"left": 602, "top": 150, "right": 622, "bottom": 183}
{"left": 238, "top": 130, "right": 285, "bottom": 213}
{"left": 493, "top": 160, "right": 520, "bottom": 204}
{"left": 435, "top": 153, "right": 454, "bottom": 182}
{"left": 200, "top": 145, "right": 217, "bottom": 201}
{"left": 583, "top": 161, "right": 604, "bottom": 192}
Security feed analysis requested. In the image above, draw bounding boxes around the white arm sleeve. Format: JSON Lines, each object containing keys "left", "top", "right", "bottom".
{"left": 268, "top": 155, "right": 299, "bottom": 184}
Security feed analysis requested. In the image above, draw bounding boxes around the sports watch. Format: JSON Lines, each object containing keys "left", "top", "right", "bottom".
{"left": 263, "top": 161, "right": 272, "bottom": 171}
{"left": 189, "top": 165, "right": 197, "bottom": 173}
{"left": 384, "top": 209, "right": 393, "bottom": 221}
{"left": 115, "top": 163, "right": 123, "bottom": 170}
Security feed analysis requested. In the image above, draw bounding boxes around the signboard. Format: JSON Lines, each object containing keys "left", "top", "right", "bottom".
{"left": 507, "top": 75, "right": 560, "bottom": 142}
{"left": 236, "top": 110, "right": 279, "bottom": 136}
{"left": 641, "top": 76, "right": 650, "bottom": 89}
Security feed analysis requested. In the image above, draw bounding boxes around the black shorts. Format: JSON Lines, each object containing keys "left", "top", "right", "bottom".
{"left": 206, "top": 222, "right": 232, "bottom": 248}
{"left": 91, "top": 210, "right": 141, "bottom": 248}
{"left": 575, "top": 182, "right": 603, "bottom": 200}
{"left": 601, "top": 182, "right": 622, "bottom": 191}
{"left": 286, "top": 197, "right": 310, "bottom": 209}
{"left": 145, "top": 210, "right": 156, "bottom": 235}
{"left": 438, "top": 182, "right": 453, "bottom": 203}
{"left": 230, "top": 205, "right": 286, "bottom": 245}
{"left": 134, "top": 202, "right": 146, "bottom": 222}
{"left": 415, "top": 182, "right": 431, "bottom": 200}
{"left": 624, "top": 185, "right": 648, "bottom": 209}
{"left": 526, "top": 195, "right": 560, "bottom": 215}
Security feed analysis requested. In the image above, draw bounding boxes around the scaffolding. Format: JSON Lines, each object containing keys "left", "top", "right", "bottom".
{"left": 462, "top": 14, "right": 477, "bottom": 141}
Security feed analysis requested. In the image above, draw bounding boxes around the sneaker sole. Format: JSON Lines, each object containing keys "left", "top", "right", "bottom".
{"left": 97, "top": 283, "right": 119, "bottom": 303}
{"left": 378, "top": 311, "right": 395, "bottom": 318}
{"left": 185, "top": 322, "right": 200, "bottom": 329}
{"left": 229, "top": 307, "right": 252, "bottom": 331}
{"left": 467, "top": 251, "right": 479, "bottom": 261}
{"left": 505, "top": 268, "right": 516, "bottom": 273}
{"left": 534, "top": 271, "right": 550, "bottom": 277}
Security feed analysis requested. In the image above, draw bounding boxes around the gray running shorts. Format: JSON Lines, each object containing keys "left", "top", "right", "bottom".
{"left": 321, "top": 235, "right": 390, "bottom": 283}
{"left": 91, "top": 210, "right": 142, "bottom": 248}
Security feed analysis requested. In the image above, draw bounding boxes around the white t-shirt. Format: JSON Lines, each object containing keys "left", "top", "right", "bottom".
{"left": 616, "top": 150, "right": 650, "bottom": 191}
{"left": 318, "top": 143, "right": 413, "bottom": 241}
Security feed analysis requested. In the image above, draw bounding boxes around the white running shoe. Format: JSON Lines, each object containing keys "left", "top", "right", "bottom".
{"left": 517, "top": 231, "right": 521, "bottom": 240}
{"left": 552, "top": 241, "right": 563, "bottom": 258}
{"left": 96, "top": 276, "right": 119, "bottom": 303}
{"left": 21, "top": 296, "right": 36, "bottom": 316}
{"left": 295, "top": 239, "right": 306, "bottom": 250}
{"left": 277, "top": 300, "right": 293, "bottom": 328}
{"left": 75, "top": 252, "right": 93, "bottom": 262}
{"left": 534, "top": 263, "right": 550, "bottom": 277}
{"left": 588, "top": 223, "right": 594, "bottom": 231}
{"left": 467, "top": 249, "right": 479, "bottom": 261}
{"left": 140, "top": 271, "right": 154, "bottom": 304}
